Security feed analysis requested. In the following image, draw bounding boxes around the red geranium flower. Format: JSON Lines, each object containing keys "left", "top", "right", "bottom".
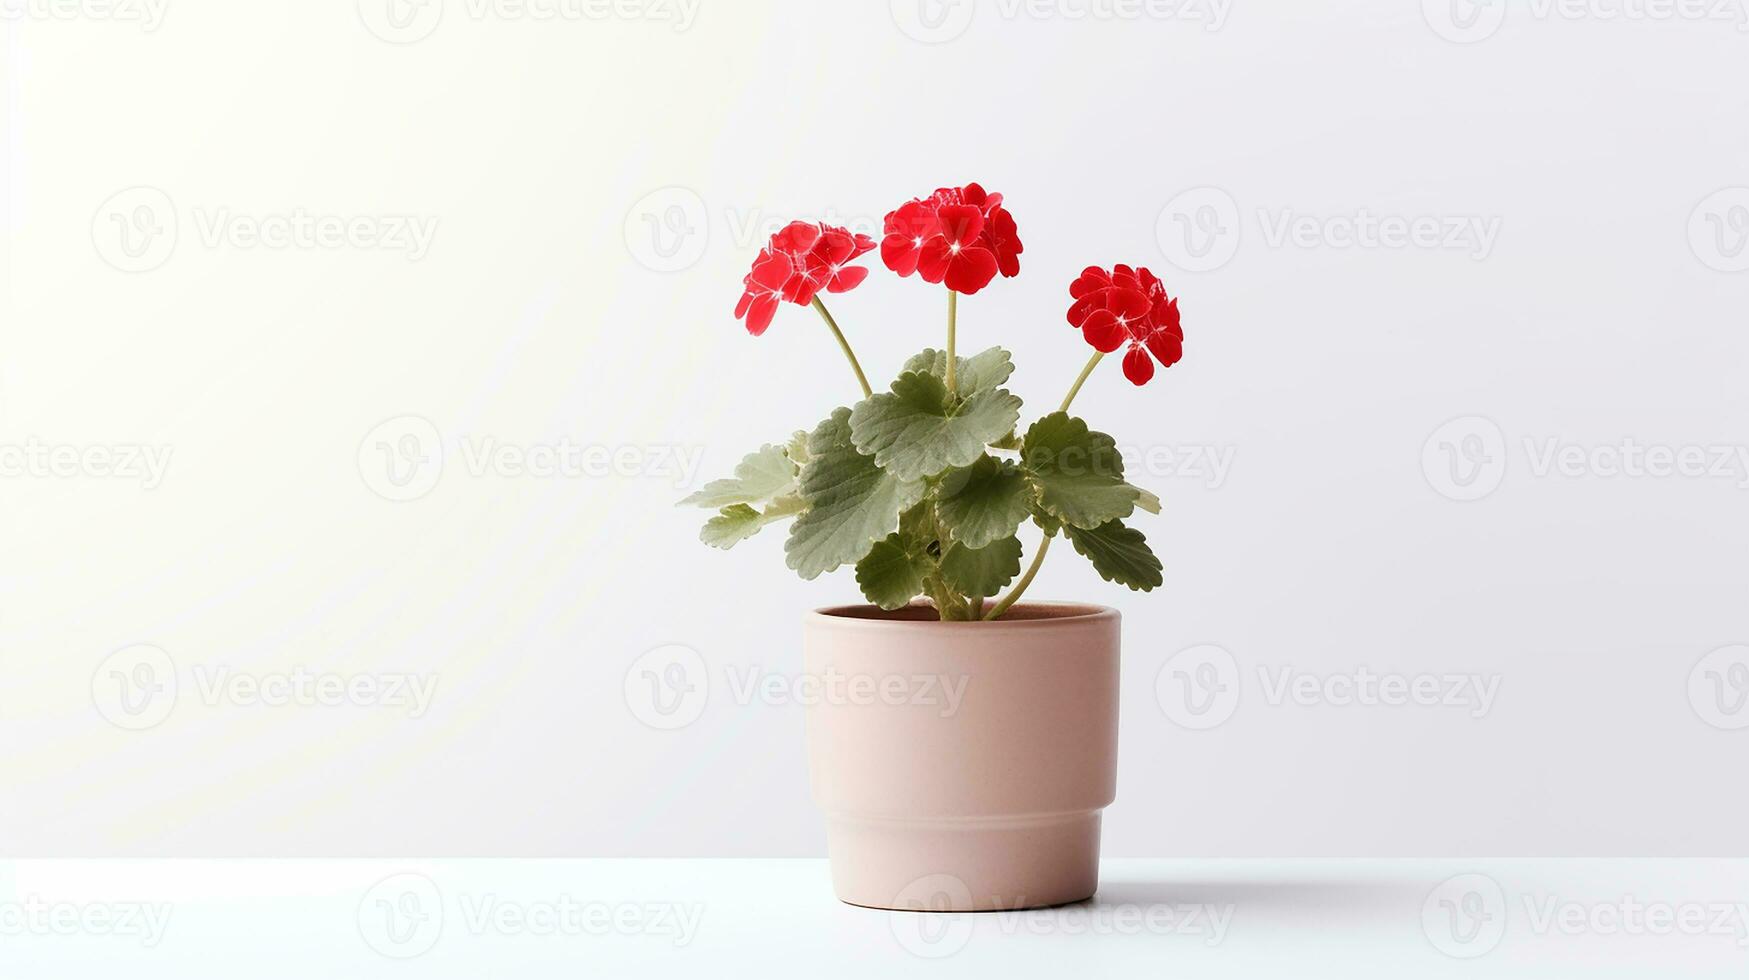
{"left": 918, "top": 205, "right": 999, "bottom": 294}
{"left": 735, "top": 221, "right": 875, "bottom": 336}
{"left": 880, "top": 182, "right": 1022, "bottom": 294}
{"left": 1066, "top": 264, "right": 1185, "bottom": 385}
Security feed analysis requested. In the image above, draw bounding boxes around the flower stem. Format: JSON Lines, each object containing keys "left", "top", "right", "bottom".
{"left": 984, "top": 533, "right": 1052, "bottom": 621}
{"left": 1060, "top": 350, "right": 1106, "bottom": 413}
{"left": 983, "top": 351, "right": 1110, "bottom": 620}
{"left": 811, "top": 296, "right": 873, "bottom": 400}
{"left": 944, "top": 290, "right": 959, "bottom": 395}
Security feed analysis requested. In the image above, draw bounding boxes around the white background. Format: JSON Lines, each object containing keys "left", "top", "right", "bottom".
{"left": 3, "top": 0, "right": 1747, "bottom": 858}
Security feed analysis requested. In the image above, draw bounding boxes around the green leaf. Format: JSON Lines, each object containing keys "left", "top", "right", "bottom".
{"left": 901, "top": 346, "right": 1015, "bottom": 396}
{"left": 1063, "top": 519, "right": 1163, "bottom": 592}
{"left": 1133, "top": 485, "right": 1162, "bottom": 515}
{"left": 785, "top": 409, "right": 927, "bottom": 580}
{"left": 854, "top": 533, "right": 932, "bottom": 611}
{"left": 849, "top": 371, "right": 1022, "bottom": 481}
{"left": 700, "top": 497, "right": 804, "bottom": 550}
{"left": 784, "top": 430, "right": 811, "bottom": 467}
{"left": 1019, "top": 412, "right": 1139, "bottom": 530}
{"left": 679, "top": 443, "right": 798, "bottom": 508}
{"left": 939, "top": 535, "right": 1023, "bottom": 598}
{"left": 935, "top": 455, "right": 1030, "bottom": 549}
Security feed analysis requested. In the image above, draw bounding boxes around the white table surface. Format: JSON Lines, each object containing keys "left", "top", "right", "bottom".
{"left": 2, "top": 859, "right": 1745, "bottom": 977}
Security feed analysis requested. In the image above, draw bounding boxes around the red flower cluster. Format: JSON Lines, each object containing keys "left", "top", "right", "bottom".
{"left": 1066, "top": 265, "right": 1184, "bottom": 385}
{"left": 734, "top": 221, "right": 875, "bottom": 336}
{"left": 880, "top": 183, "right": 1022, "bottom": 295}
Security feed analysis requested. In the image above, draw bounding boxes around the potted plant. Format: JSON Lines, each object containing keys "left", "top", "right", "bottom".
{"left": 683, "top": 183, "right": 1187, "bottom": 911}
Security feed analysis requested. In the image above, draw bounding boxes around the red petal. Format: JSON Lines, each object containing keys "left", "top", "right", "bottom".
{"left": 1144, "top": 326, "right": 1183, "bottom": 369}
{"left": 1066, "top": 294, "right": 1102, "bottom": 328}
{"left": 1070, "top": 267, "right": 1111, "bottom": 299}
{"left": 827, "top": 266, "right": 869, "bottom": 293}
{"left": 1122, "top": 344, "right": 1155, "bottom": 385}
{"left": 734, "top": 288, "right": 754, "bottom": 320}
{"left": 935, "top": 204, "right": 985, "bottom": 247}
{"left": 943, "top": 247, "right": 998, "bottom": 294}
{"left": 881, "top": 234, "right": 921, "bottom": 276}
{"left": 917, "top": 237, "right": 952, "bottom": 284}
{"left": 1110, "top": 287, "right": 1152, "bottom": 323}
{"left": 748, "top": 250, "right": 792, "bottom": 290}
{"left": 744, "top": 294, "right": 778, "bottom": 336}
{"left": 1081, "top": 310, "right": 1127, "bottom": 353}
{"left": 770, "top": 221, "right": 821, "bottom": 258}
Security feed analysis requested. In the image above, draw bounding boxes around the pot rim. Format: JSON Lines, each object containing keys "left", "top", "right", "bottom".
{"left": 808, "top": 601, "right": 1118, "bottom": 631}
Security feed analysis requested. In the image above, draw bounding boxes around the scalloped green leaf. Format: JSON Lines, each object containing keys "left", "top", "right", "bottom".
{"left": 700, "top": 496, "right": 805, "bottom": 550}
{"left": 679, "top": 443, "right": 798, "bottom": 508}
{"left": 1063, "top": 519, "right": 1163, "bottom": 592}
{"left": 1019, "top": 412, "right": 1139, "bottom": 530}
{"left": 935, "top": 455, "right": 1030, "bottom": 549}
{"left": 939, "top": 535, "right": 1023, "bottom": 598}
{"left": 785, "top": 409, "right": 927, "bottom": 580}
{"left": 849, "top": 371, "right": 1022, "bottom": 482}
{"left": 900, "top": 346, "right": 1016, "bottom": 396}
{"left": 855, "top": 533, "right": 932, "bottom": 611}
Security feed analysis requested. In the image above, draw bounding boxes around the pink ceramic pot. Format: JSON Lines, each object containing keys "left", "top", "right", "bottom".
{"left": 803, "top": 602, "right": 1120, "bottom": 911}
